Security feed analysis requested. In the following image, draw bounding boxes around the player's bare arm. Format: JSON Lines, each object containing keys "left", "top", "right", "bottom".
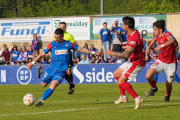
{"left": 106, "top": 46, "right": 134, "bottom": 58}
{"left": 76, "top": 47, "right": 103, "bottom": 56}
{"left": 146, "top": 37, "right": 157, "bottom": 55}
{"left": 155, "top": 36, "right": 174, "bottom": 51}
{"left": 27, "top": 52, "right": 46, "bottom": 70}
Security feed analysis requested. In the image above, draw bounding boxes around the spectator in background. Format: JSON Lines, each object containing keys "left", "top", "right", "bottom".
{"left": 11, "top": 45, "right": 20, "bottom": 64}
{"left": 82, "top": 43, "right": 89, "bottom": 59}
{"left": 153, "top": 54, "right": 157, "bottom": 62}
{"left": 75, "top": 56, "right": 80, "bottom": 64}
{"left": 111, "top": 31, "right": 122, "bottom": 53}
{"left": 96, "top": 56, "right": 107, "bottom": 64}
{"left": 17, "top": 46, "right": 28, "bottom": 64}
{"left": 110, "top": 21, "right": 125, "bottom": 42}
{"left": 149, "top": 48, "right": 155, "bottom": 59}
{"left": 39, "top": 56, "right": 47, "bottom": 64}
{"left": 90, "top": 55, "right": 96, "bottom": 64}
{"left": 33, "top": 50, "right": 39, "bottom": 64}
{"left": 28, "top": 58, "right": 32, "bottom": 63}
{"left": 27, "top": 46, "right": 34, "bottom": 60}
{"left": 1, "top": 44, "right": 12, "bottom": 65}
{"left": 0, "top": 47, "right": 3, "bottom": 65}
{"left": 107, "top": 57, "right": 114, "bottom": 63}
{"left": 89, "top": 44, "right": 98, "bottom": 53}
{"left": 121, "top": 32, "right": 128, "bottom": 50}
{"left": 31, "top": 33, "right": 39, "bottom": 51}
{"left": 100, "top": 22, "right": 111, "bottom": 61}
{"left": 114, "top": 56, "right": 125, "bottom": 64}
{"left": 80, "top": 54, "right": 90, "bottom": 64}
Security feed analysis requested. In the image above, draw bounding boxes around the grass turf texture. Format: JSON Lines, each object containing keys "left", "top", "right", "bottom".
{"left": 0, "top": 83, "right": 180, "bottom": 120}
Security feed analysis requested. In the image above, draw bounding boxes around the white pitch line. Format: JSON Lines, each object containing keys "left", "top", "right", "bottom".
{"left": 0, "top": 103, "right": 180, "bottom": 117}
{"left": 1, "top": 98, "right": 180, "bottom": 105}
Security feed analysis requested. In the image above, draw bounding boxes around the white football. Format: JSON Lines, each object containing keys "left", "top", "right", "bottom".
{"left": 23, "top": 94, "right": 35, "bottom": 106}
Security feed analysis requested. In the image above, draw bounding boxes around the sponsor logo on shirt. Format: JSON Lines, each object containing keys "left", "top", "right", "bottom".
{"left": 102, "top": 31, "right": 108, "bottom": 35}
{"left": 129, "top": 41, "right": 136, "bottom": 45}
{"left": 55, "top": 50, "right": 68, "bottom": 55}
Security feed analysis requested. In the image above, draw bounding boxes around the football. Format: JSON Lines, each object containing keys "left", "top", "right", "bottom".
{"left": 23, "top": 94, "right": 35, "bottom": 106}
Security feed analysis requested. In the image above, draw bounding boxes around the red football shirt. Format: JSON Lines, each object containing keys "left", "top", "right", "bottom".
{"left": 156, "top": 32, "right": 176, "bottom": 64}
{"left": 127, "top": 30, "right": 146, "bottom": 66}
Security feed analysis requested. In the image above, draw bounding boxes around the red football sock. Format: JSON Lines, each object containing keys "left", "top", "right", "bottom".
{"left": 120, "top": 82, "right": 138, "bottom": 99}
{"left": 166, "top": 90, "right": 172, "bottom": 96}
{"left": 114, "top": 77, "right": 125, "bottom": 96}
{"left": 148, "top": 79, "right": 157, "bottom": 88}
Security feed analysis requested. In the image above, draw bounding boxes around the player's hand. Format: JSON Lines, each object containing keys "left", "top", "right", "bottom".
{"left": 155, "top": 46, "right": 162, "bottom": 52}
{"left": 145, "top": 55, "right": 149, "bottom": 61}
{"left": 95, "top": 52, "right": 104, "bottom": 56}
{"left": 27, "top": 62, "right": 33, "bottom": 71}
{"left": 106, "top": 50, "right": 115, "bottom": 56}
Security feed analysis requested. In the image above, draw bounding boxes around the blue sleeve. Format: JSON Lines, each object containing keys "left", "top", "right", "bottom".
{"left": 120, "top": 28, "right": 125, "bottom": 33}
{"left": 43, "top": 43, "right": 51, "bottom": 54}
{"left": 108, "top": 29, "right": 111, "bottom": 35}
{"left": 100, "top": 29, "right": 102, "bottom": 35}
{"left": 112, "top": 26, "right": 115, "bottom": 31}
{"left": 172, "top": 35, "right": 176, "bottom": 41}
{"left": 71, "top": 43, "right": 79, "bottom": 51}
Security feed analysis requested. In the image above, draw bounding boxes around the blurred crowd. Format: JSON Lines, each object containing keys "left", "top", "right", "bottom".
{"left": 1, "top": 21, "right": 180, "bottom": 66}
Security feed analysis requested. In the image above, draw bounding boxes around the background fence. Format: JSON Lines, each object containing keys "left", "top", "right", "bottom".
{"left": 0, "top": 0, "right": 180, "bottom": 18}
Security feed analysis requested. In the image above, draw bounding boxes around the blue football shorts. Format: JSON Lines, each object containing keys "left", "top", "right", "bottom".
{"left": 42, "top": 67, "right": 65, "bottom": 84}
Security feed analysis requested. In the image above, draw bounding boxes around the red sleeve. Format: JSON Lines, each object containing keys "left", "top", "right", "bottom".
{"left": 47, "top": 43, "right": 51, "bottom": 50}
{"left": 165, "top": 32, "right": 172, "bottom": 39}
{"left": 128, "top": 36, "right": 137, "bottom": 49}
{"left": 71, "top": 43, "right": 75, "bottom": 48}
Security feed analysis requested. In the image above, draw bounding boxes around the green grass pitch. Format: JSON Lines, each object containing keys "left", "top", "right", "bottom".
{"left": 0, "top": 83, "right": 180, "bottom": 120}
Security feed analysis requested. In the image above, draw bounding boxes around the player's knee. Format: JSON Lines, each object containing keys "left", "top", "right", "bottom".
{"left": 146, "top": 73, "right": 152, "bottom": 80}
{"left": 113, "top": 71, "right": 119, "bottom": 77}
{"left": 41, "top": 84, "right": 46, "bottom": 88}
{"left": 67, "top": 69, "right": 71, "bottom": 75}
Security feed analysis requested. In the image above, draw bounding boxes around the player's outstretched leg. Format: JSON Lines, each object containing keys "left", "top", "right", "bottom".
{"left": 35, "top": 80, "right": 59, "bottom": 106}
{"left": 120, "top": 81, "right": 144, "bottom": 109}
{"left": 145, "top": 68, "right": 159, "bottom": 97}
{"left": 118, "top": 75, "right": 144, "bottom": 109}
{"left": 164, "top": 80, "right": 172, "bottom": 102}
{"left": 114, "top": 77, "right": 128, "bottom": 104}
{"left": 113, "top": 68, "right": 128, "bottom": 104}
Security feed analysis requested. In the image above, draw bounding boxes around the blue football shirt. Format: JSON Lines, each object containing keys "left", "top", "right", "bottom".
{"left": 100, "top": 28, "right": 111, "bottom": 43}
{"left": 43, "top": 41, "right": 78, "bottom": 71}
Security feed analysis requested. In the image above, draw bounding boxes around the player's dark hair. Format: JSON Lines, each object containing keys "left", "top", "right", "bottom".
{"left": 54, "top": 28, "right": 64, "bottom": 35}
{"left": 153, "top": 20, "right": 165, "bottom": 32}
{"left": 122, "top": 16, "right": 135, "bottom": 29}
{"left": 103, "top": 22, "right": 107, "bottom": 25}
{"left": 60, "top": 22, "right": 66, "bottom": 26}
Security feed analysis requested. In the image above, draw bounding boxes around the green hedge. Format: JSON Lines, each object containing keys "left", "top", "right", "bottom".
{"left": 0, "top": 0, "right": 180, "bottom": 18}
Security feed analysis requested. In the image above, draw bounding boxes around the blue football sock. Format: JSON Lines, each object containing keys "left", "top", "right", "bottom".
{"left": 40, "top": 88, "right": 53, "bottom": 100}
{"left": 175, "top": 74, "right": 180, "bottom": 83}
{"left": 154, "top": 74, "right": 158, "bottom": 84}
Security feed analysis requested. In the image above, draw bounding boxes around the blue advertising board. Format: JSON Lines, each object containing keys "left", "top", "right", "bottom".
{"left": 0, "top": 63, "right": 179, "bottom": 85}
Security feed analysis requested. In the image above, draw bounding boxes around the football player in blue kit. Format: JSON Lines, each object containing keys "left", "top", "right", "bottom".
{"left": 27, "top": 28, "right": 103, "bottom": 106}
